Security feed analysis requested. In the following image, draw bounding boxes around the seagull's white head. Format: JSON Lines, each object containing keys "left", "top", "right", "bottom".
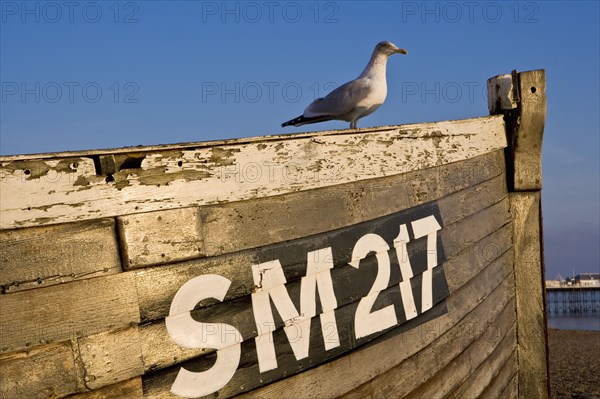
{"left": 375, "top": 41, "right": 408, "bottom": 56}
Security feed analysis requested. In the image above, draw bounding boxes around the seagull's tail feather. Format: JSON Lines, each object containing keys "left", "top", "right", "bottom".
{"left": 282, "top": 115, "right": 333, "bottom": 128}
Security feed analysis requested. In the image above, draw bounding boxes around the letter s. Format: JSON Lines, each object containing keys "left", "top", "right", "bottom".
{"left": 166, "top": 274, "right": 242, "bottom": 398}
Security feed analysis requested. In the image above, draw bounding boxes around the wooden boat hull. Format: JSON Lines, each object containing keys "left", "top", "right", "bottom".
{"left": 0, "top": 70, "right": 547, "bottom": 398}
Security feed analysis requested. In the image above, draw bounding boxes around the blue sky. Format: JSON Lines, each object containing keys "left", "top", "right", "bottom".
{"left": 1, "top": 1, "right": 598, "bottom": 279}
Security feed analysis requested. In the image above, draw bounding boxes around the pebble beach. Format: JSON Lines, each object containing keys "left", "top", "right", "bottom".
{"left": 548, "top": 329, "right": 600, "bottom": 399}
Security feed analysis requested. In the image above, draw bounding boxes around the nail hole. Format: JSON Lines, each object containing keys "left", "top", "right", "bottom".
{"left": 530, "top": 87, "right": 537, "bottom": 94}
{"left": 24, "top": 169, "right": 31, "bottom": 175}
{"left": 178, "top": 161, "right": 183, "bottom": 167}
{"left": 105, "top": 175, "right": 115, "bottom": 183}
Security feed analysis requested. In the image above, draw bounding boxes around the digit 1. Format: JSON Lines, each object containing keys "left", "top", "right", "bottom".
{"left": 393, "top": 224, "right": 418, "bottom": 320}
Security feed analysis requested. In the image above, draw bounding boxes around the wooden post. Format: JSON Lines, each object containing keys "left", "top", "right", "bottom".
{"left": 488, "top": 69, "right": 549, "bottom": 399}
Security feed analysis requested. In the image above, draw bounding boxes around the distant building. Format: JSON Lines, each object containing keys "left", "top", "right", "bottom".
{"left": 545, "top": 273, "right": 600, "bottom": 288}
{"left": 545, "top": 273, "right": 565, "bottom": 288}
{"left": 575, "top": 273, "right": 600, "bottom": 287}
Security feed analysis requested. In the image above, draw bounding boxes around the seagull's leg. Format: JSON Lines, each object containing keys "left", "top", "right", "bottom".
{"left": 350, "top": 121, "right": 356, "bottom": 129}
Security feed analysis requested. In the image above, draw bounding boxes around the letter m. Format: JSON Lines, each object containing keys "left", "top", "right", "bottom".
{"left": 251, "top": 247, "right": 339, "bottom": 372}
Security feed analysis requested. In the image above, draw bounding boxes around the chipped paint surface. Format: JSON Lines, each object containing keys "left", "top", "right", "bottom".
{"left": 0, "top": 116, "right": 506, "bottom": 229}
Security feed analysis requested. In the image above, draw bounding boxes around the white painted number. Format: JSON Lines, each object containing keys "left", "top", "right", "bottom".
{"left": 394, "top": 224, "right": 418, "bottom": 320}
{"left": 412, "top": 215, "right": 443, "bottom": 312}
{"left": 350, "top": 233, "right": 397, "bottom": 339}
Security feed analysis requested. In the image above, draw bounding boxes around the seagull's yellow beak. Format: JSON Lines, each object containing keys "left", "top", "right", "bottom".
{"left": 396, "top": 48, "right": 408, "bottom": 55}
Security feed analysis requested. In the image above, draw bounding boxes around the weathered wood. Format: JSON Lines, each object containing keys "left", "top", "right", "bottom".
{"left": 433, "top": 316, "right": 517, "bottom": 399}
{"left": 0, "top": 342, "right": 80, "bottom": 398}
{"left": 137, "top": 221, "right": 510, "bottom": 383}
{"left": 447, "top": 334, "right": 516, "bottom": 399}
{"left": 0, "top": 116, "right": 507, "bottom": 230}
{"left": 402, "top": 307, "right": 516, "bottom": 399}
{"left": 140, "top": 199, "right": 451, "bottom": 398}
{"left": 52, "top": 216, "right": 510, "bottom": 391}
{"left": 200, "top": 152, "right": 506, "bottom": 258}
{"left": 136, "top": 175, "right": 509, "bottom": 324}
{"left": 480, "top": 349, "right": 518, "bottom": 399}
{"left": 510, "top": 191, "right": 548, "bottom": 399}
{"left": 0, "top": 117, "right": 503, "bottom": 162}
{"left": 78, "top": 326, "right": 144, "bottom": 390}
{"left": 499, "top": 373, "right": 518, "bottom": 399}
{"left": 511, "top": 70, "right": 546, "bottom": 191}
{"left": 487, "top": 73, "right": 517, "bottom": 114}
{"left": 0, "top": 218, "right": 121, "bottom": 293}
{"left": 117, "top": 207, "right": 203, "bottom": 269}
{"left": 147, "top": 214, "right": 510, "bottom": 372}
{"left": 0, "top": 273, "right": 140, "bottom": 354}
{"left": 139, "top": 320, "right": 207, "bottom": 374}
{"left": 68, "top": 377, "right": 143, "bottom": 399}
{"left": 488, "top": 69, "right": 546, "bottom": 191}
{"left": 0, "top": 173, "right": 511, "bottom": 396}
{"left": 239, "top": 252, "right": 514, "bottom": 399}
{"left": 339, "top": 272, "right": 515, "bottom": 399}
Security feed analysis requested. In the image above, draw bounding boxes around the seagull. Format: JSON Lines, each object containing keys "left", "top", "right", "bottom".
{"left": 282, "top": 41, "right": 407, "bottom": 130}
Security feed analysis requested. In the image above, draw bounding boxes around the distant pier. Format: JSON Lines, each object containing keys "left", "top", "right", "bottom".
{"left": 546, "top": 287, "right": 600, "bottom": 315}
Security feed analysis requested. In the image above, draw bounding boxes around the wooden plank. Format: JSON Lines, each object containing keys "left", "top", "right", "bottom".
{"left": 200, "top": 152, "right": 506, "bottom": 257}
{"left": 0, "top": 116, "right": 504, "bottom": 162}
{"left": 488, "top": 69, "right": 546, "bottom": 191}
{"left": 511, "top": 70, "right": 546, "bottom": 190}
{"left": 1, "top": 329, "right": 145, "bottom": 397}
{"left": 238, "top": 251, "right": 514, "bottom": 399}
{"left": 446, "top": 329, "right": 517, "bottom": 399}
{"left": 0, "top": 218, "right": 121, "bottom": 293}
{"left": 136, "top": 176, "right": 509, "bottom": 324}
{"left": 499, "top": 373, "right": 518, "bottom": 399}
{"left": 510, "top": 191, "right": 548, "bottom": 399}
{"left": 78, "top": 327, "right": 144, "bottom": 390}
{"left": 480, "top": 349, "right": 518, "bottom": 399}
{"left": 414, "top": 313, "right": 517, "bottom": 399}
{"left": 0, "top": 273, "right": 140, "bottom": 354}
{"left": 68, "top": 378, "right": 143, "bottom": 399}
{"left": 139, "top": 320, "right": 207, "bottom": 374}
{"left": 0, "top": 342, "right": 81, "bottom": 398}
{"left": 0, "top": 116, "right": 507, "bottom": 229}
{"left": 444, "top": 224, "right": 512, "bottom": 292}
{"left": 117, "top": 207, "right": 203, "bottom": 269}
{"left": 487, "top": 73, "right": 517, "bottom": 114}
{"left": 0, "top": 156, "right": 96, "bottom": 229}
{"left": 340, "top": 279, "right": 515, "bottom": 399}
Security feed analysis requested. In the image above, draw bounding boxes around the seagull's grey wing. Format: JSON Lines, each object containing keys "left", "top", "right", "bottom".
{"left": 304, "top": 78, "right": 372, "bottom": 118}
